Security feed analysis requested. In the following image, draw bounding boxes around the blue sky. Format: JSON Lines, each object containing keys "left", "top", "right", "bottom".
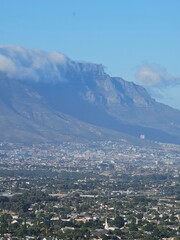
{"left": 0, "top": 0, "right": 180, "bottom": 109}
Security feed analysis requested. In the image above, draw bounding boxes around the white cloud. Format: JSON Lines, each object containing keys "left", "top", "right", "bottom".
{"left": 0, "top": 54, "right": 17, "bottom": 76}
{"left": 135, "top": 63, "right": 180, "bottom": 110}
{"left": 0, "top": 45, "right": 68, "bottom": 83}
{"left": 135, "top": 63, "right": 180, "bottom": 88}
{"left": 50, "top": 52, "right": 67, "bottom": 64}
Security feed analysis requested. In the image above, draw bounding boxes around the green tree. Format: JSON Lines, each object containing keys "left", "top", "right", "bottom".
{"left": 113, "top": 216, "right": 124, "bottom": 228}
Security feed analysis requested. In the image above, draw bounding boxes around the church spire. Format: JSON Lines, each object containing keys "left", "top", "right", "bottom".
{"left": 104, "top": 218, "right": 109, "bottom": 230}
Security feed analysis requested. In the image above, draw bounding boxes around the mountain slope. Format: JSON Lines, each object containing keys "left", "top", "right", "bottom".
{"left": 0, "top": 77, "right": 123, "bottom": 142}
{"left": 0, "top": 45, "right": 180, "bottom": 144}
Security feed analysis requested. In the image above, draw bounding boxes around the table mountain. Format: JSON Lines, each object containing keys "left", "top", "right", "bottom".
{"left": 0, "top": 45, "right": 180, "bottom": 144}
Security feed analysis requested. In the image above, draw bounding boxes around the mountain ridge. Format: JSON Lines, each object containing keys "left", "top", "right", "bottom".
{"left": 0, "top": 46, "right": 180, "bottom": 144}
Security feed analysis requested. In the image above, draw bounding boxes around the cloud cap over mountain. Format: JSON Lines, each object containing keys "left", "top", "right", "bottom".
{"left": 0, "top": 45, "right": 68, "bottom": 82}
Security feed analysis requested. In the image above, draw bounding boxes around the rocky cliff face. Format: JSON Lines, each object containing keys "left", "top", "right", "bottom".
{"left": 0, "top": 45, "right": 180, "bottom": 143}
